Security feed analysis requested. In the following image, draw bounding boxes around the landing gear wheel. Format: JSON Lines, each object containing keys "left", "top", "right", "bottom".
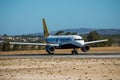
{"left": 46, "top": 50, "right": 54, "bottom": 55}
{"left": 71, "top": 48, "right": 79, "bottom": 55}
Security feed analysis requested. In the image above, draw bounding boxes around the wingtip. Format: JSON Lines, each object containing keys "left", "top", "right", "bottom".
{"left": 105, "top": 39, "right": 108, "bottom": 41}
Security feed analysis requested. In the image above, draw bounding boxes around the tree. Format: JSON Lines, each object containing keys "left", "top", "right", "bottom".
{"left": 87, "top": 31, "right": 101, "bottom": 41}
{"left": 81, "top": 34, "right": 88, "bottom": 41}
{"left": 55, "top": 30, "right": 64, "bottom": 35}
{"left": 71, "top": 32, "right": 78, "bottom": 35}
{"left": 65, "top": 32, "right": 71, "bottom": 35}
{"left": 21, "top": 45, "right": 27, "bottom": 50}
{"left": 2, "top": 41, "right": 10, "bottom": 51}
{"left": 3, "top": 34, "right": 8, "bottom": 37}
{"left": 87, "top": 31, "right": 102, "bottom": 47}
{"left": 105, "top": 37, "right": 113, "bottom": 46}
{"left": 13, "top": 44, "right": 20, "bottom": 51}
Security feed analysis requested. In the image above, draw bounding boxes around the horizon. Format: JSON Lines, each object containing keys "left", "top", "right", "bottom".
{"left": 1, "top": 28, "right": 120, "bottom": 36}
{"left": 0, "top": 0, "right": 120, "bottom": 35}
{"left": 1, "top": 27, "right": 120, "bottom": 35}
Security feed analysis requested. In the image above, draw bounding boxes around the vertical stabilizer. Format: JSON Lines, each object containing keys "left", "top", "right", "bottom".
{"left": 42, "top": 18, "right": 49, "bottom": 38}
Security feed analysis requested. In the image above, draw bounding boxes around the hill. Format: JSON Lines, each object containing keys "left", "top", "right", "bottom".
{"left": 28, "top": 28, "right": 120, "bottom": 36}
{"left": 60, "top": 28, "right": 120, "bottom": 35}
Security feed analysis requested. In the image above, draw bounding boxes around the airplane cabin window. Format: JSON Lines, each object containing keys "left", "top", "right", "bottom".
{"left": 59, "top": 38, "right": 71, "bottom": 42}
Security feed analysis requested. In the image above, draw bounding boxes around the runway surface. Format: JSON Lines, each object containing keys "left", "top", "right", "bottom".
{"left": 0, "top": 52, "right": 120, "bottom": 58}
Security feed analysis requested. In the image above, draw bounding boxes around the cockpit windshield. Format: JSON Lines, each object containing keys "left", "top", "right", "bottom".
{"left": 74, "top": 39, "right": 83, "bottom": 41}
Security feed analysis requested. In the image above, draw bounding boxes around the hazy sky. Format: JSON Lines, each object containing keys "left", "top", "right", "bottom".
{"left": 0, "top": 0, "right": 120, "bottom": 35}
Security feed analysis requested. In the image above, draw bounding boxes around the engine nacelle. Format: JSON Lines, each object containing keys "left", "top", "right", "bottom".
{"left": 45, "top": 45, "right": 55, "bottom": 54}
{"left": 81, "top": 45, "right": 90, "bottom": 52}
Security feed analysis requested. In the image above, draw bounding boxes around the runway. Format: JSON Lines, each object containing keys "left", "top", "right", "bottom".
{"left": 0, "top": 52, "right": 120, "bottom": 58}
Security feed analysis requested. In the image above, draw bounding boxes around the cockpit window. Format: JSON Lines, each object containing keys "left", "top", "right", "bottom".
{"left": 74, "top": 39, "right": 83, "bottom": 41}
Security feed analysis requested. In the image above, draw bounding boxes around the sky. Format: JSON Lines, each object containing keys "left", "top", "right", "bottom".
{"left": 0, "top": 0, "right": 120, "bottom": 35}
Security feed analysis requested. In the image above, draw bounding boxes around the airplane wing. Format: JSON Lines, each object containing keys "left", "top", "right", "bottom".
{"left": 85, "top": 39, "right": 108, "bottom": 44}
{"left": 9, "top": 42, "right": 59, "bottom": 46}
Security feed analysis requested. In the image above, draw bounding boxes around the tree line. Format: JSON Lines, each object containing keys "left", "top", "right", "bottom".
{"left": 0, "top": 42, "right": 45, "bottom": 51}
{"left": 0, "top": 30, "right": 120, "bottom": 51}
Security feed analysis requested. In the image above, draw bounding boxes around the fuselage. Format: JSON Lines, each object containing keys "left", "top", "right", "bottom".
{"left": 46, "top": 35, "right": 85, "bottom": 49}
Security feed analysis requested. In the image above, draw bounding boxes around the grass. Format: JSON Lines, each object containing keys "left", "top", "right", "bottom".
{"left": 0, "top": 47, "right": 120, "bottom": 55}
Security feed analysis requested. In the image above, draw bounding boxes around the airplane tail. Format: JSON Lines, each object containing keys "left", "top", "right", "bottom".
{"left": 42, "top": 18, "right": 49, "bottom": 38}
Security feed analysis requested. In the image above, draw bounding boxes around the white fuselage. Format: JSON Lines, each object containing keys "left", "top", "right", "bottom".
{"left": 46, "top": 35, "right": 85, "bottom": 49}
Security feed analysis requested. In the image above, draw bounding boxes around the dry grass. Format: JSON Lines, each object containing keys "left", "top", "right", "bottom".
{"left": 90, "top": 47, "right": 120, "bottom": 52}
{"left": 0, "top": 58, "right": 120, "bottom": 80}
{"left": 0, "top": 47, "right": 120, "bottom": 54}
{"left": 0, "top": 47, "right": 120, "bottom": 80}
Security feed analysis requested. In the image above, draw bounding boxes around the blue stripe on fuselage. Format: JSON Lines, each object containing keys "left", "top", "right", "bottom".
{"left": 56, "top": 43, "right": 80, "bottom": 49}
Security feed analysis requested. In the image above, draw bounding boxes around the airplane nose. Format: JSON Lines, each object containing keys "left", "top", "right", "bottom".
{"left": 79, "top": 41, "right": 85, "bottom": 46}
{"left": 75, "top": 41, "right": 84, "bottom": 47}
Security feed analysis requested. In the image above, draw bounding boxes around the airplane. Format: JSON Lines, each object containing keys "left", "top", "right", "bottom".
{"left": 2, "top": 18, "right": 108, "bottom": 54}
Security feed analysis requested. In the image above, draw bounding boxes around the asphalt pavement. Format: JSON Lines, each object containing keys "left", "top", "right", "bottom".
{"left": 0, "top": 52, "right": 120, "bottom": 58}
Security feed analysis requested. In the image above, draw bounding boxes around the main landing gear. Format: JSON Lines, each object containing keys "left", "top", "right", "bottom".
{"left": 71, "top": 48, "right": 79, "bottom": 54}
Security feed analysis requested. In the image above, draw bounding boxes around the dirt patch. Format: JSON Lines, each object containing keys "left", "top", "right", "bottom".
{"left": 0, "top": 58, "right": 120, "bottom": 80}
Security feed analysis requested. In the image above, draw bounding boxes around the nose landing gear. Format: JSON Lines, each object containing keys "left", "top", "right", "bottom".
{"left": 71, "top": 48, "right": 79, "bottom": 54}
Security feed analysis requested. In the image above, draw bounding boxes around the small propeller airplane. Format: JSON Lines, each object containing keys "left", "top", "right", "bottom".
{"left": 1, "top": 18, "right": 108, "bottom": 54}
